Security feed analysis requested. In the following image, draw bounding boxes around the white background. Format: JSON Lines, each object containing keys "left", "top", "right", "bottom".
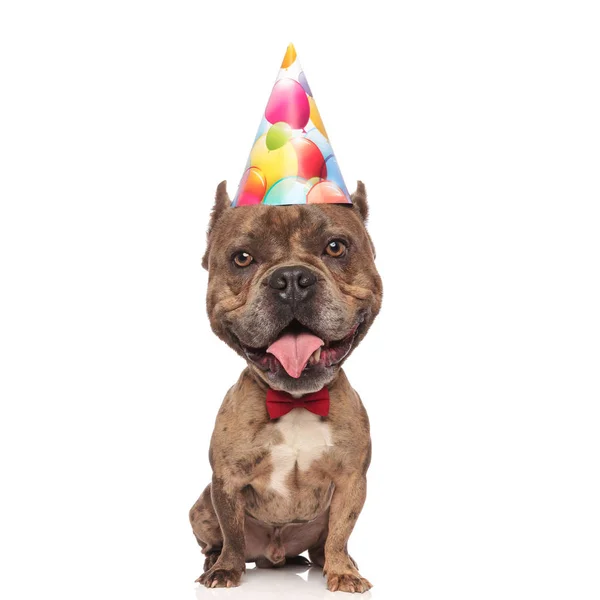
{"left": 1, "top": 1, "right": 599, "bottom": 599}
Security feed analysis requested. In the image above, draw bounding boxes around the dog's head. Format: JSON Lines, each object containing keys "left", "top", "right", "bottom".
{"left": 203, "top": 181, "right": 382, "bottom": 395}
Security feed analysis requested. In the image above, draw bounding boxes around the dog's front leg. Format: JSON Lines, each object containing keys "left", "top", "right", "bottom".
{"left": 323, "top": 473, "right": 372, "bottom": 593}
{"left": 198, "top": 475, "right": 246, "bottom": 588}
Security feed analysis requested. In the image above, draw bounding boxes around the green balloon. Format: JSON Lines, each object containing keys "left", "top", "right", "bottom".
{"left": 266, "top": 122, "right": 292, "bottom": 151}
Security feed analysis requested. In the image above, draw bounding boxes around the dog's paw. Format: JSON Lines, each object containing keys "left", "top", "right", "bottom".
{"left": 327, "top": 572, "right": 372, "bottom": 593}
{"left": 196, "top": 567, "right": 243, "bottom": 588}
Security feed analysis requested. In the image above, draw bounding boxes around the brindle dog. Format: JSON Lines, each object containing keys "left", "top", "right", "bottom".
{"left": 189, "top": 181, "right": 382, "bottom": 592}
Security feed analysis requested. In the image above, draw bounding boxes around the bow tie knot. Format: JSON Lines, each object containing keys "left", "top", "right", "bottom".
{"left": 266, "top": 387, "right": 330, "bottom": 419}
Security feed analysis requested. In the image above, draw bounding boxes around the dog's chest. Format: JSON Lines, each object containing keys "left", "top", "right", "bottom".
{"left": 267, "top": 409, "right": 333, "bottom": 496}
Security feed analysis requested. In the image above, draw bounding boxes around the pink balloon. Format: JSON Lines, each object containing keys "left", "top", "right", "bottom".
{"left": 306, "top": 180, "right": 349, "bottom": 204}
{"left": 265, "top": 78, "right": 310, "bottom": 130}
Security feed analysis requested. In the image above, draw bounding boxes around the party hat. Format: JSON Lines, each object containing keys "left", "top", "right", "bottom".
{"left": 232, "top": 44, "right": 351, "bottom": 207}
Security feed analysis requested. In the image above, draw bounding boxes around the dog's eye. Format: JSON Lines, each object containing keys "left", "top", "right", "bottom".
{"left": 233, "top": 251, "right": 254, "bottom": 268}
{"left": 325, "top": 240, "right": 347, "bottom": 258}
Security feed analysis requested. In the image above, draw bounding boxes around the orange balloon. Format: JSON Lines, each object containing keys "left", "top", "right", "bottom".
{"left": 281, "top": 43, "right": 297, "bottom": 69}
{"left": 236, "top": 167, "right": 266, "bottom": 205}
{"left": 306, "top": 180, "right": 349, "bottom": 204}
{"left": 308, "top": 96, "right": 328, "bottom": 139}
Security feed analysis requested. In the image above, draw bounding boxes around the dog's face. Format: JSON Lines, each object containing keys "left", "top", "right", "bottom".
{"left": 203, "top": 182, "right": 382, "bottom": 395}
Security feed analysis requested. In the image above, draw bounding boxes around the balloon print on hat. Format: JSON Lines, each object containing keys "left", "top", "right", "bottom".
{"left": 305, "top": 176, "right": 321, "bottom": 190}
{"left": 231, "top": 44, "right": 352, "bottom": 207}
{"left": 280, "top": 44, "right": 297, "bottom": 69}
{"left": 305, "top": 127, "right": 333, "bottom": 160}
{"left": 236, "top": 167, "right": 267, "bottom": 206}
{"left": 298, "top": 71, "right": 312, "bottom": 96}
{"left": 266, "top": 122, "right": 293, "bottom": 151}
{"left": 250, "top": 133, "right": 298, "bottom": 193}
{"left": 265, "top": 79, "right": 310, "bottom": 130}
{"left": 321, "top": 155, "right": 349, "bottom": 196}
{"left": 307, "top": 180, "right": 349, "bottom": 204}
{"left": 290, "top": 137, "right": 325, "bottom": 180}
{"left": 264, "top": 177, "right": 308, "bottom": 205}
{"left": 308, "top": 96, "right": 327, "bottom": 139}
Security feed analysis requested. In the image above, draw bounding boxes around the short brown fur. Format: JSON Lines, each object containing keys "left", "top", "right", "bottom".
{"left": 190, "top": 182, "right": 382, "bottom": 592}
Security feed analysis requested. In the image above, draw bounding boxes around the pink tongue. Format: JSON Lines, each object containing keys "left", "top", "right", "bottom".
{"left": 267, "top": 331, "right": 324, "bottom": 378}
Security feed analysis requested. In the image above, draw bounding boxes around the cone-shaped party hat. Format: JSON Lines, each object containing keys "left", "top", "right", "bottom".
{"left": 232, "top": 44, "right": 351, "bottom": 207}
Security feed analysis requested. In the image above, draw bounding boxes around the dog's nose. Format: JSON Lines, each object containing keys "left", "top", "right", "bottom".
{"left": 268, "top": 266, "right": 317, "bottom": 304}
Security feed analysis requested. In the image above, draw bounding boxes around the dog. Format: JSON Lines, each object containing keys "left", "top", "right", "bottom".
{"left": 189, "top": 180, "right": 382, "bottom": 592}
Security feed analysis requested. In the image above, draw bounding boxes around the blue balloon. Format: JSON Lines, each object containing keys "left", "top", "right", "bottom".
{"left": 263, "top": 177, "right": 308, "bottom": 205}
{"left": 322, "top": 155, "right": 350, "bottom": 196}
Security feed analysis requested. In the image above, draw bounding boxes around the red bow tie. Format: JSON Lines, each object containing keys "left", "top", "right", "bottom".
{"left": 266, "top": 387, "right": 330, "bottom": 419}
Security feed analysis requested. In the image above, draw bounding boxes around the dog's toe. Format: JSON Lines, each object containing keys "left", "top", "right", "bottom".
{"left": 198, "top": 567, "right": 242, "bottom": 588}
{"left": 327, "top": 572, "right": 372, "bottom": 593}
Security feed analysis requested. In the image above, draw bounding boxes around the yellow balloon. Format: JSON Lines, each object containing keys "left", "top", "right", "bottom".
{"left": 308, "top": 96, "right": 328, "bottom": 139}
{"left": 281, "top": 43, "right": 297, "bottom": 69}
{"left": 250, "top": 134, "right": 298, "bottom": 194}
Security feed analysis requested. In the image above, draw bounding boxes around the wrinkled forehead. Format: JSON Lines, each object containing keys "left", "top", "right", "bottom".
{"left": 216, "top": 204, "right": 361, "bottom": 254}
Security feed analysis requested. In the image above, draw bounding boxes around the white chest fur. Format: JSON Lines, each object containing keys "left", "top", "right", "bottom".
{"left": 268, "top": 408, "right": 333, "bottom": 497}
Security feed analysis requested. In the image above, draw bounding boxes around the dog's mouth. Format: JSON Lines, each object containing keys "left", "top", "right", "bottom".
{"left": 242, "top": 319, "right": 363, "bottom": 379}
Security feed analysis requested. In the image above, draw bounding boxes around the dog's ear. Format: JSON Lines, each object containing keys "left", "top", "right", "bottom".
{"left": 202, "top": 181, "right": 231, "bottom": 270}
{"left": 350, "top": 181, "right": 376, "bottom": 257}
{"left": 351, "top": 181, "right": 369, "bottom": 223}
